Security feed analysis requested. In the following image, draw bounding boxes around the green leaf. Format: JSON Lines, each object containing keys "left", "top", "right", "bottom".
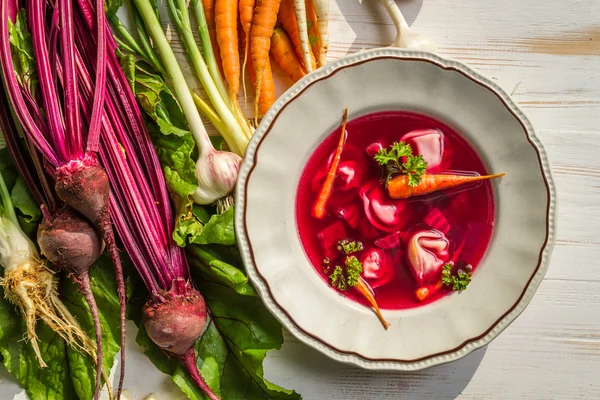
{"left": 62, "top": 255, "right": 124, "bottom": 400}
{"left": 129, "top": 250, "right": 299, "bottom": 400}
{"left": 10, "top": 176, "right": 41, "bottom": 223}
{"left": 173, "top": 279, "right": 300, "bottom": 400}
{"left": 105, "top": 0, "right": 123, "bottom": 18}
{"left": 8, "top": 10, "right": 38, "bottom": 95}
{"left": 190, "top": 207, "right": 235, "bottom": 246}
{"left": 0, "top": 282, "right": 77, "bottom": 400}
{"left": 187, "top": 244, "right": 256, "bottom": 296}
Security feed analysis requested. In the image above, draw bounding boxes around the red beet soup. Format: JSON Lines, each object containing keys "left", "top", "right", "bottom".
{"left": 295, "top": 111, "right": 496, "bottom": 310}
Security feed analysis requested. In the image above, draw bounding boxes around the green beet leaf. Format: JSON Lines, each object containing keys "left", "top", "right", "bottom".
{"left": 0, "top": 288, "right": 77, "bottom": 400}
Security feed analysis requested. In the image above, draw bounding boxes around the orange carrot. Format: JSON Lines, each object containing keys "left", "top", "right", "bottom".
{"left": 388, "top": 173, "right": 506, "bottom": 199}
{"left": 250, "top": 0, "right": 281, "bottom": 118}
{"left": 239, "top": 0, "right": 255, "bottom": 97}
{"left": 356, "top": 276, "right": 389, "bottom": 330}
{"left": 305, "top": 0, "right": 320, "bottom": 64}
{"left": 216, "top": 0, "right": 240, "bottom": 96}
{"left": 312, "top": 108, "right": 348, "bottom": 219}
{"left": 248, "top": 53, "right": 275, "bottom": 115}
{"left": 415, "top": 280, "right": 444, "bottom": 301}
{"left": 278, "top": 0, "right": 316, "bottom": 71}
{"left": 203, "top": 0, "right": 223, "bottom": 76}
{"left": 270, "top": 27, "right": 306, "bottom": 82}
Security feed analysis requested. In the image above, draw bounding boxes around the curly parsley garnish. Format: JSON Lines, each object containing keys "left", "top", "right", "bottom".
{"left": 374, "top": 141, "right": 428, "bottom": 187}
{"left": 323, "top": 241, "right": 364, "bottom": 291}
{"left": 442, "top": 263, "right": 473, "bottom": 291}
{"left": 337, "top": 239, "right": 364, "bottom": 255}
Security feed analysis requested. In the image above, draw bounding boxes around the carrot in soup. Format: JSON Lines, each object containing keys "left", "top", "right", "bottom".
{"left": 271, "top": 27, "right": 306, "bottom": 82}
{"left": 415, "top": 280, "right": 444, "bottom": 301}
{"left": 216, "top": 0, "right": 241, "bottom": 96}
{"left": 388, "top": 173, "right": 505, "bottom": 199}
{"left": 356, "top": 276, "right": 389, "bottom": 329}
{"left": 305, "top": 0, "right": 320, "bottom": 64}
{"left": 312, "top": 108, "right": 349, "bottom": 219}
{"left": 251, "top": 0, "right": 281, "bottom": 119}
{"left": 278, "top": 0, "right": 316, "bottom": 70}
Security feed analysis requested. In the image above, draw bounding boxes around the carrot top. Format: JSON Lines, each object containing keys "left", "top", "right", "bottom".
{"left": 374, "top": 141, "right": 428, "bottom": 187}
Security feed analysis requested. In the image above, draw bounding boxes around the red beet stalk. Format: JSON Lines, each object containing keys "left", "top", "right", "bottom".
{"left": 0, "top": 0, "right": 124, "bottom": 397}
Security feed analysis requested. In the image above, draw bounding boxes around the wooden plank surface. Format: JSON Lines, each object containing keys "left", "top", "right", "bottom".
{"left": 1, "top": 0, "right": 599, "bottom": 399}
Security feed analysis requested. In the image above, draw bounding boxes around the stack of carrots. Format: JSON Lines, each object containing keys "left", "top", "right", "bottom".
{"left": 205, "top": 0, "right": 329, "bottom": 118}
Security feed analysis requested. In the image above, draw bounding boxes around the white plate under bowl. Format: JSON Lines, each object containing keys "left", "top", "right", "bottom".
{"left": 235, "top": 48, "right": 556, "bottom": 370}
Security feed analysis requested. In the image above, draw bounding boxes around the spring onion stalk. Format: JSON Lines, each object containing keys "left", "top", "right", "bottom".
{"left": 190, "top": 0, "right": 229, "bottom": 108}
{"left": 165, "top": 0, "right": 249, "bottom": 154}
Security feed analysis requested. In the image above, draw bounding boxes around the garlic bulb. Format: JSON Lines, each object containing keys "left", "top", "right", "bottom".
{"left": 192, "top": 148, "right": 241, "bottom": 209}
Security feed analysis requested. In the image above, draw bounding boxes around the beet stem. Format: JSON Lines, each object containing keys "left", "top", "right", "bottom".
{"left": 98, "top": 219, "right": 126, "bottom": 399}
{"left": 74, "top": 273, "right": 102, "bottom": 400}
{"left": 181, "top": 349, "right": 220, "bottom": 400}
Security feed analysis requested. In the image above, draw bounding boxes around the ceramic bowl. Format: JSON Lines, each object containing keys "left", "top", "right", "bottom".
{"left": 235, "top": 48, "right": 556, "bottom": 370}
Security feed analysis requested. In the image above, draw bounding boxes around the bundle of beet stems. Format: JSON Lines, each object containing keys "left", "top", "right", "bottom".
{"left": 0, "top": 0, "right": 127, "bottom": 397}
{"left": 2, "top": 0, "right": 222, "bottom": 398}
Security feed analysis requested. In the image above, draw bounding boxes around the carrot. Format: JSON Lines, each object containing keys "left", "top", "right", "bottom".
{"left": 239, "top": 0, "right": 255, "bottom": 98}
{"left": 278, "top": 0, "right": 316, "bottom": 71}
{"left": 248, "top": 53, "right": 275, "bottom": 115}
{"left": 356, "top": 276, "right": 389, "bottom": 330}
{"left": 305, "top": 0, "right": 320, "bottom": 64}
{"left": 203, "top": 0, "right": 223, "bottom": 76}
{"left": 415, "top": 280, "right": 444, "bottom": 301}
{"left": 270, "top": 27, "right": 306, "bottom": 82}
{"left": 216, "top": 0, "right": 240, "bottom": 96}
{"left": 388, "top": 173, "right": 506, "bottom": 199}
{"left": 250, "top": 0, "right": 281, "bottom": 119}
{"left": 312, "top": 108, "right": 348, "bottom": 219}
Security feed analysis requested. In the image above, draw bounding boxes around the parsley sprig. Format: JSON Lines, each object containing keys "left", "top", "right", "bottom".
{"left": 323, "top": 240, "right": 364, "bottom": 291}
{"left": 441, "top": 262, "right": 473, "bottom": 291}
{"left": 374, "top": 141, "right": 428, "bottom": 187}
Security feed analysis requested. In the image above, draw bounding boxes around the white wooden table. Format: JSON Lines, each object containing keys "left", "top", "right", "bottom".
{"left": 2, "top": 0, "right": 599, "bottom": 399}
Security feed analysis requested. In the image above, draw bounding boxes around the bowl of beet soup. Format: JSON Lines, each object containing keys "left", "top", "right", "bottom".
{"left": 236, "top": 48, "right": 556, "bottom": 370}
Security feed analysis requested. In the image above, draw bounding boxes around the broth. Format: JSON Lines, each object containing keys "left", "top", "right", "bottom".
{"left": 295, "top": 111, "right": 495, "bottom": 310}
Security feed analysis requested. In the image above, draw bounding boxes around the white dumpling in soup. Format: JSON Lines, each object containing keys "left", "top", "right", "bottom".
{"left": 401, "top": 129, "right": 444, "bottom": 169}
{"left": 407, "top": 229, "right": 450, "bottom": 285}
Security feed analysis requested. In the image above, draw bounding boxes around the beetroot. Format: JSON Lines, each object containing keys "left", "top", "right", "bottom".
{"left": 374, "top": 231, "right": 403, "bottom": 250}
{"left": 38, "top": 206, "right": 103, "bottom": 273}
{"left": 143, "top": 282, "right": 217, "bottom": 400}
{"left": 423, "top": 208, "right": 450, "bottom": 235}
{"left": 143, "top": 285, "right": 207, "bottom": 356}
{"left": 55, "top": 155, "right": 127, "bottom": 396}
{"left": 37, "top": 206, "right": 105, "bottom": 395}
{"left": 318, "top": 220, "right": 348, "bottom": 259}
